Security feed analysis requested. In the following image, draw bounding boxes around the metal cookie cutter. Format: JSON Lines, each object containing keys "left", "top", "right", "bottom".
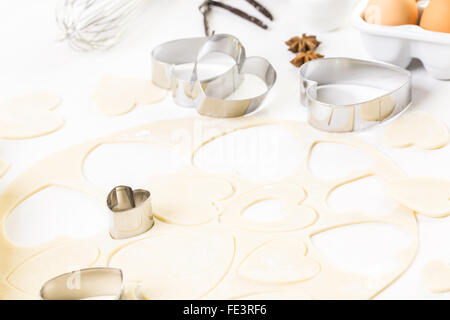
{"left": 192, "top": 55, "right": 276, "bottom": 117}
{"left": 40, "top": 267, "right": 124, "bottom": 300}
{"left": 299, "top": 58, "right": 412, "bottom": 132}
{"left": 151, "top": 34, "right": 245, "bottom": 108}
{"left": 151, "top": 34, "right": 277, "bottom": 117}
{"left": 107, "top": 186, "right": 154, "bottom": 240}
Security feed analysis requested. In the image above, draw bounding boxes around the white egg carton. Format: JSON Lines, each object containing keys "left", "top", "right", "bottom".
{"left": 352, "top": 0, "right": 450, "bottom": 79}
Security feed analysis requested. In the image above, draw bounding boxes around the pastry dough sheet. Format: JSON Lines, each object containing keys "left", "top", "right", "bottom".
{"left": 93, "top": 75, "right": 168, "bottom": 116}
{"left": 0, "top": 118, "right": 418, "bottom": 299}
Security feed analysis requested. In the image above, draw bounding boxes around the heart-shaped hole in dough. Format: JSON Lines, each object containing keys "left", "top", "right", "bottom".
{"left": 194, "top": 124, "right": 304, "bottom": 181}
{"left": 308, "top": 142, "right": 374, "bottom": 180}
{"left": 327, "top": 175, "right": 397, "bottom": 217}
{"left": 5, "top": 186, "right": 108, "bottom": 246}
{"left": 242, "top": 199, "right": 287, "bottom": 222}
{"left": 312, "top": 223, "right": 413, "bottom": 276}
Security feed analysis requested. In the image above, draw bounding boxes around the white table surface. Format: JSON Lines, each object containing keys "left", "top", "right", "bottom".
{"left": 0, "top": 0, "right": 449, "bottom": 300}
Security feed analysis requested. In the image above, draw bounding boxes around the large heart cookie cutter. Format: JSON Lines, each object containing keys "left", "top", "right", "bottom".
{"left": 193, "top": 55, "right": 276, "bottom": 118}
{"left": 299, "top": 58, "right": 412, "bottom": 132}
{"left": 152, "top": 34, "right": 245, "bottom": 108}
{"left": 151, "top": 34, "right": 276, "bottom": 117}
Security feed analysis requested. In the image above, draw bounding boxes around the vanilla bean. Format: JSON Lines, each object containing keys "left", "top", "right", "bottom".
{"left": 199, "top": 1, "right": 212, "bottom": 36}
{"left": 244, "top": 0, "right": 273, "bottom": 21}
{"left": 207, "top": 0, "right": 268, "bottom": 30}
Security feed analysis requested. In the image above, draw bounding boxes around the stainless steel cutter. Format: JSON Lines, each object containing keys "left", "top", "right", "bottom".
{"left": 151, "top": 34, "right": 276, "bottom": 117}
{"left": 300, "top": 58, "right": 412, "bottom": 133}
{"left": 107, "top": 186, "right": 154, "bottom": 240}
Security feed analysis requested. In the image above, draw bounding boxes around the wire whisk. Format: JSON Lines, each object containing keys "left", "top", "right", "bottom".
{"left": 56, "top": 0, "right": 144, "bottom": 51}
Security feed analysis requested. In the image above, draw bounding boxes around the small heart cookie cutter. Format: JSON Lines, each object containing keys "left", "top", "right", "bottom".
{"left": 151, "top": 34, "right": 276, "bottom": 117}
{"left": 40, "top": 267, "right": 124, "bottom": 300}
{"left": 107, "top": 186, "right": 154, "bottom": 240}
{"left": 299, "top": 58, "right": 412, "bottom": 133}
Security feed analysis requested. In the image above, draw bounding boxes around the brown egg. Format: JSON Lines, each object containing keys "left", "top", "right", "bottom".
{"left": 364, "top": 0, "right": 419, "bottom": 26}
{"left": 420, "top": 0, "right": 450, "bottom": 33}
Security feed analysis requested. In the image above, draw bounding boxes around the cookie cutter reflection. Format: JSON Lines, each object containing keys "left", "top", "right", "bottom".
{"left": 40, "top": 267, "right": 124, "bottom": 300}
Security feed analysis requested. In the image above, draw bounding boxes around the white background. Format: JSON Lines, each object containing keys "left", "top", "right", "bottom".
{"left": 0, "top": 0, "right": 449, "bottom": 299}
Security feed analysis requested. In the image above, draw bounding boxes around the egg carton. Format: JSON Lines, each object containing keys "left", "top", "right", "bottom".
{"left": 352, "top": 0, "right": 450, "bottom": 80}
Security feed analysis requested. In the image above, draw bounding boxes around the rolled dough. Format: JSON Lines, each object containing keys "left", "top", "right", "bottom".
{"left": 93, "top": 75, "right": 167, "bottom": 116}
{"left": 237, "top": 239, "right": 320, "bottom": 284}
{"left": 110, "top": 228, "right": 235, "bottom": 300}
{"left": 0, "top": 118, "right": 418, "bottom": 300}
{"left": 149, "top": 173, "right": 234, "bottom": 225}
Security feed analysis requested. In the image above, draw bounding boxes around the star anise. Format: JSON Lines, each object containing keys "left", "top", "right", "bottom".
{"left": 285, "top": 34, "right": 321, "bottom": 53}
{"left": 290, "top": 50, "right": 324, "bottom": 68}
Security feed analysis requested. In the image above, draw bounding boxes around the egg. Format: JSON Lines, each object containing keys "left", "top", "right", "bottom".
{"left": 364, "top": 0, "right": 419, "bottom": 26}
{"left": 420, "top": 0, "right": 450, "bottom": 33}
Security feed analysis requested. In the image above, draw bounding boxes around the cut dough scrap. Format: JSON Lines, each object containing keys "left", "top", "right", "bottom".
{"left": 238, "top": 239, "right": 320, "bottom": 284}
{"left": 93, "top": 75, "right": 167, "bottom": 116}
{"left": 109, "top": 229, "right": 235, "bottom": 299}
{"left": 385, "top": 178, "right": 450, "bottom": 218}
{"left": 149, "top": 174, "right": 233, "bottom": 225}
{"left": 0, "top": 92, "right": 63, "bottom": 139}
{"left": 221, "top": 184, "right": 317, "bottom": 232}
{"left": 7, "top": 243, "right": 99, "bottom": 296}
{"left": 0, "top": 160, "right": 9, "bottom": 178}
{"left": 236, "top": 290, "right": 311, "bottom": 300}
{"left": 422, "top": 260, "right": 450, "bottom": 293}
{"left": 383, "top": 111, "right": 449, "bottom": 150}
